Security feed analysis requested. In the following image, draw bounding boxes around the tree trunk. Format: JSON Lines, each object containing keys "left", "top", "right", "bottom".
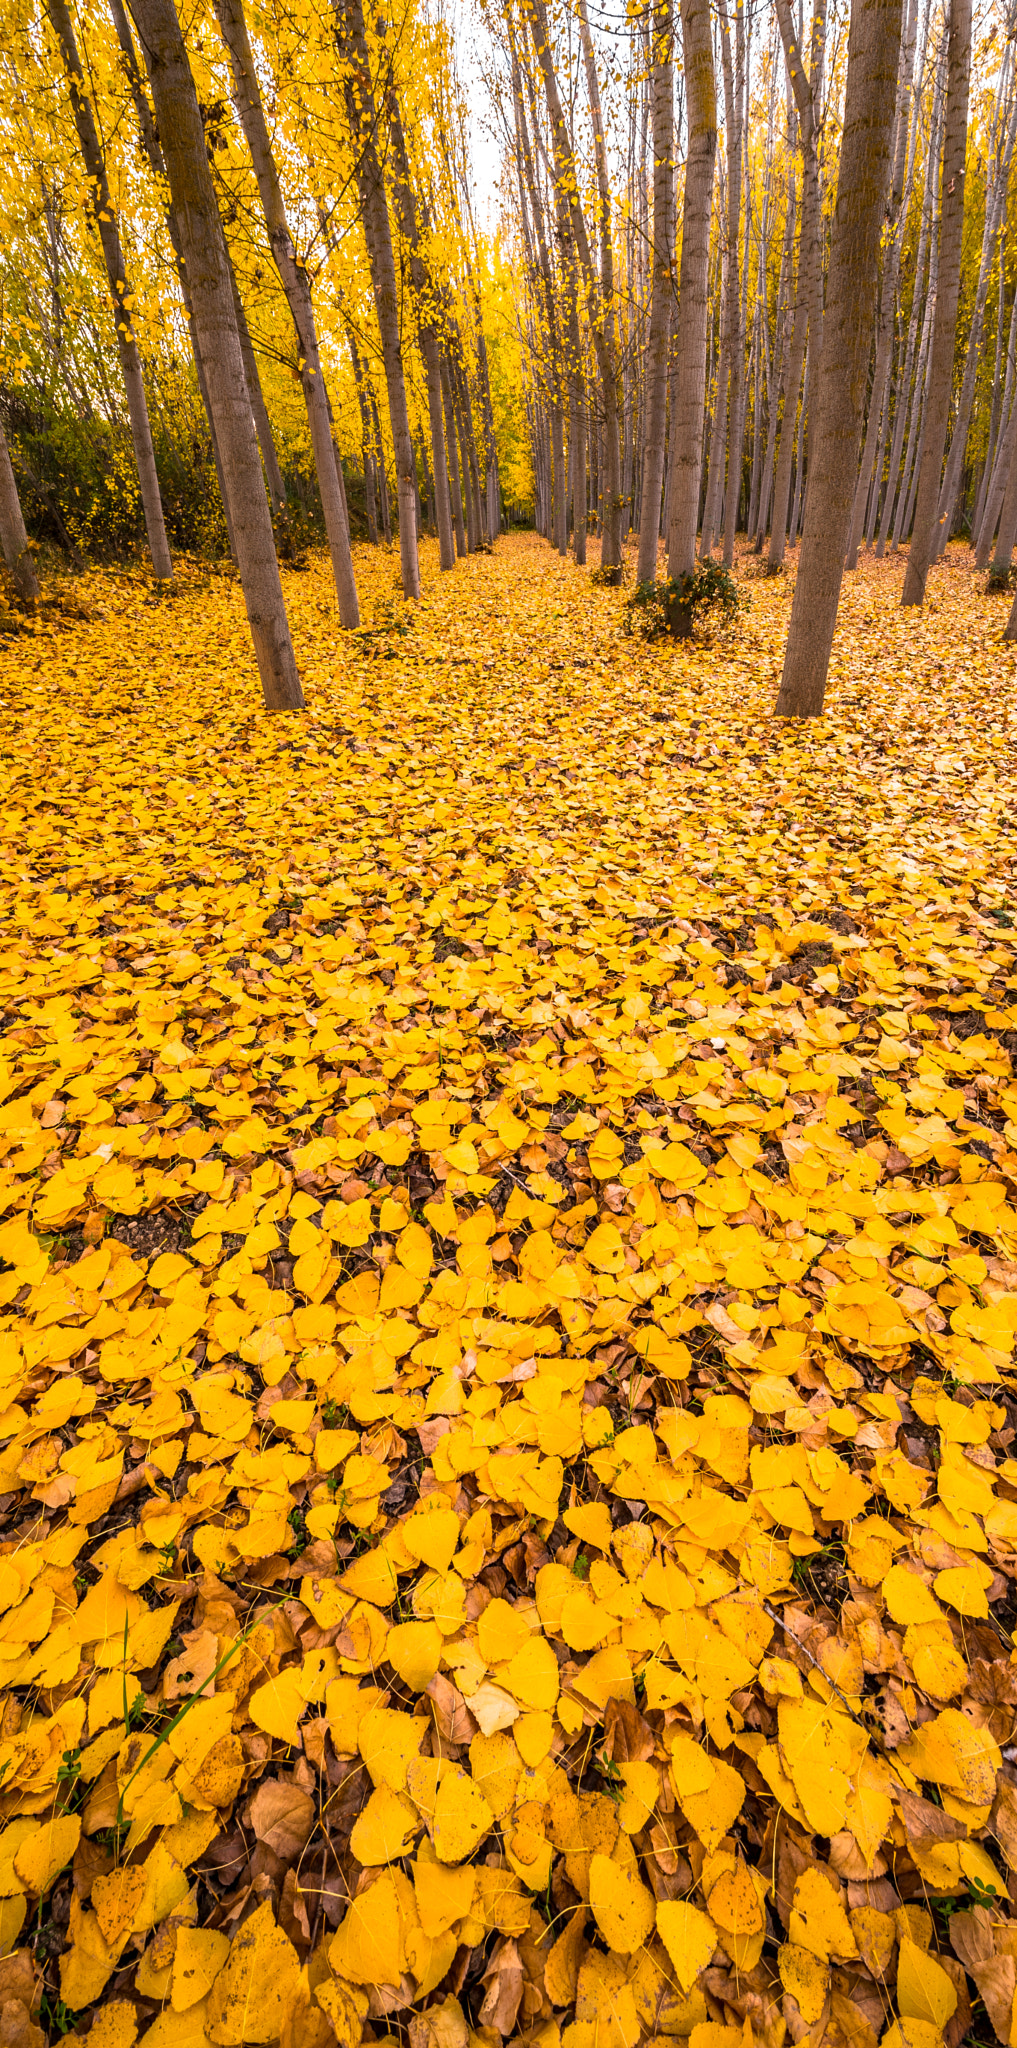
{"left": 978, "top": 387, "right": 1017, "bottom": 568}
{"left": 876, "top": 29, "right": 943, "bottom": 553}
{"left": 934, "top": 89, "right": 1016, "bottom": 551}
{"left": 975, "top": 234, "right": 1017, "bottom": 551}
{"left": 577, "top": 0, "right": 623, "bottom": 574}
{"left": 213, "top": 0, "right": 358, "bottom": 625}
{"left": 126, "top": 0, "right": 302, "bottom": 708}
{"left": 551, "top": 406, "right": 566, "bottom": 554}
{"left": 530, "top": 0, "right": 623, "bottom": 572}
{"left": 901, "top": 0, "right": 972, "bottom": 604}
{"left": 790, "top": 345, "right": 810, "bottom": 542}
{"left": 386, "top": 90, "right": 456, "bottom": 571}
{"left": 48, "top": 0, "right": 173, "bottom": 581}
{"left": 475, "top": 322, "right": 501, "bottom": 544}
{"left": 454, "top": 354, "right": 487, "bottom": 546}
{"left": 335, "top": 0, "right": 418, "bottom": 599}
{"left": 700, "top": 169, "right": 728, "bottom": 560}
{"left": 755, "top": 134, "right": 794, "bottom": 547}
{"left": 226, "top": 254, "right": 288, "bottom": 527}
{"left": 0, "top": 419, "right": 40, "bottom": 603}
{"left": 720, "top": 2, "right": 745, "bottom": 571}
{"left": 667, "top": 0, "right": 717, "bottom": 584}
{"left": 776, "top": 0, "right": 905, "bottom": 716}
{"left": 106, "top": 0, "right": 240, "bottom": 560}
{"left": 769, "top": 0, "right": 824, "bottom": 571}
{"left": 442, "top": 362, "right": 467, "bottom": 556}
{"left": 991, "top": 422, "right": 1017, "bottom": 580}
{"left": 346, "top": 325, "right": 378, "bottom": 543}
{"left": 637, "top": 0, "right": 674, "bottom": 585}
{"left": 372, "top": 391, "right": 392, "bottom": 542}
{"left": 846, "top": 256, "right": 898, "bottom": 565}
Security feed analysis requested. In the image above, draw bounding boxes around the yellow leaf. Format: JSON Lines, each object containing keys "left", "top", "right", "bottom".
{"left": 503, "top": 1633, "right": 560, "bottom": 1710}
{"left": 469, "top": 1731, "right": 522, "bottom": 1820}
{"left": 933, "top": 1562, "right": 991, "bottom": 1617}
{"left": 59, "top": 1896, "right": 120, "bottom": 2008}
{"left": 247, "top": 1668, "right": 305, "bottom": 1747}
{"left": 359, "top": 1704, "right": 427, "bottom": 1791}
{"left": 205, "top": 1899, "right": 300, "bottom": 2044}
{"left": 896, "top": 1939, "right": 958, "bottom": 2030}
{"left": 563, "top": 1502, "right": 615, "bottom": 1551}
{"left": 882, "top": 1565, "right": 942, "bottom": 1627}
{"left": 350, "top": 1784, "right": 420, "bottom": 1865}
{"left": 13, "top": 1813, "right": 81, "bottom": 1894}
{"left": 432, "top": 1765, "right": 494, "bottom": 1863}
{"left": 387, "top": 1619, "right": 442, "bottom": 1690}
{"left": 587, "top": 1851, "right": 656, "bottom": 1953}
{"left": 328, "top": 1868, "right": 406, "bottom": 1986}
{"left": 669, "top": 1735, "right": 745, "bottom": 1851}
{"left": 477, "top": 1596, "right": 531, "bottom": 1663}
{"left": 412, "top": 1855, "right": 477, "bottom": 1937}
{"left": 403, "top": 1505, "right": 461, "bottom": 1572}
{"left": 656, "top": 1900, "right": 716, "bottom": 1992}
{"left": 778, "top": 1942, "right": 830, "bottom": 2024}
{"left": 172, "top": 1926, "right": 231, "bottom": 2011}
{"left": 92, "top": 1866, "right": 146, "bottom": 1946}
{"left": 788, "top": 1866, "right": 859, "bottom": 1961}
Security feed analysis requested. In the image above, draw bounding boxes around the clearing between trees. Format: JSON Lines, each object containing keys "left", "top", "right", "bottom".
{"left": 0, "top": 538, "right": 1016, "bottom": 2047}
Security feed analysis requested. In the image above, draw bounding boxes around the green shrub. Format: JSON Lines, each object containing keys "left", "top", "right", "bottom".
{"left": 623, "top": 561, "right": 742, "bottom": 641}
{"left": 590, "top": 560, "right": 626, "bottom": 588}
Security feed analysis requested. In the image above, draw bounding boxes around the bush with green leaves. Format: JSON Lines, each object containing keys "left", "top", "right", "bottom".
{"left": 623, "top": 560, "right": 742, "bottom": 641}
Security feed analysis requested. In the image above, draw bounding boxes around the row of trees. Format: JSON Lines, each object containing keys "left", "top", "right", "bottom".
{"left": 493, "top": 0, "right": 1017, "bottom": 708}
{"left": 0, "top": 0, "right": 516, "bottom": 704}
{"left": 1, "top": 0, "right": 1014, "bottom": 713}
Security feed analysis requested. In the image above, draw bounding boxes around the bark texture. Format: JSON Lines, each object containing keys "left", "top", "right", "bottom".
{"left": 214, "top": 0, "right": 359, "bottom": 626}
{"left": 48, "top": 0, "right": 173, "bottom": 581}
{"left": 386, "top": 93, "right": 456, "bottom": 573}
{"left": 667, "top": 0, "right": 717, "bottom": 582}
{"left": 901, "top": 0, "right": 972, "bottom": 604}
{"left": 0, "top": 419, "right": 40, "bottom": 603}
{"left": 776, "top": 0, "right": 905, "bottom": 716}
{"left": 337, "top": 0, "right": 419, "bottom": 600}
{"left": 126, "top": 0, "right": 303, "bottom": 708}
{"left": 636, "top": 0, "right": 674, "bottom": 585}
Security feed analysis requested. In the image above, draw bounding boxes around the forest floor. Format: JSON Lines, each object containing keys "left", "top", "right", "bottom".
{"left": 0, "top": 534, "right": 1016, "bottom": 2046}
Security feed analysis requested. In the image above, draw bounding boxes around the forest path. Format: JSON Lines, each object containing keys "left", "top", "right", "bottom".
{"left": 0, "top": 534, "right": 1015, "bottom": 2040}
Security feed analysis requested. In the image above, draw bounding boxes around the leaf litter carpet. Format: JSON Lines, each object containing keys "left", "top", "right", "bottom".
{"left": 0, "top": 537, "right": 1015, "bottom": 2048}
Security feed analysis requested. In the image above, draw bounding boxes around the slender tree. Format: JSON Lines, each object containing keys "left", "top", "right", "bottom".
{"left": 385, "top": 90, "right": 456, "bottom": 572}
{"left": 126, "top": 0, "right": 303, "bottom": 709}
{"left": 528, "top": 0, "right": 623, "bottom": 576}
{"left": 0, "top": 417, "right": 40, "bottom": 603}
{"left": 901, "top": 0, "right": 972, "bottom": 605}
{"left": 213, "top": 0, "right": 359, "bottom": 627}
{"left": 336, "top": 0, "right": 419, "bottom": 601}
{"left": 666, "top": 0, "right": 717, "bottom": 594}
{"left": 768, "top": 0, "right": 824, "bottom": 571}
{"left": 636, "top": 0, "right": 674, "bottom": 584}
{"left": 776, "top": 0, "right": 905, "bottom": 716}
{"left": 47, "top": 0, "right": 173, "bottom": 581}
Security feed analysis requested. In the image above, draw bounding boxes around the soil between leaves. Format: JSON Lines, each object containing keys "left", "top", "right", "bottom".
{"left": 0, "top": 537, "right": 1015, "bottom": 2046}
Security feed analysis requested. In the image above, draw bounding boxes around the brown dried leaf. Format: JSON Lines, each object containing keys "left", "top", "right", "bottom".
{"left": 249, "top": 1781, "right": 315, "bottom": 1862}
{"left": 602, "top": 1697, "right": 655, "bottom": 1764}
{"left": 992, "top": 1776, "right": 1017, "bottom": 1871}
{"left": 897, "top": 1788, "right": 965, "bottom": 1854}
{"left": 478, "top": 1937, "right": 525, "bottom": 2035}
